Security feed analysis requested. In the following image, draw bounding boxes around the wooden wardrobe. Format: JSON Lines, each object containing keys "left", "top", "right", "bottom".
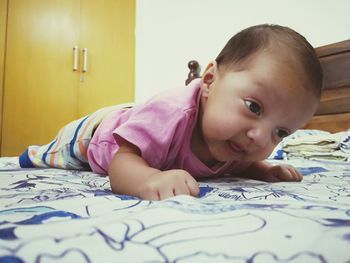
{"left": 0, "top": 0, "right": 135, "bottom": 156}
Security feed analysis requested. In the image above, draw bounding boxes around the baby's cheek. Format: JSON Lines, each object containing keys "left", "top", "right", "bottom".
{"left": 261, "top": 144, "right": 277, "bottom": 159}
{"left": 202, "top": 115, "right": 234, "bottom": 139}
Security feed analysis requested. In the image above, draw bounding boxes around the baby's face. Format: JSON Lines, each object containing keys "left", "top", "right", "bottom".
{"left": 198, "top": 50, "right": 319, "bottom": 163}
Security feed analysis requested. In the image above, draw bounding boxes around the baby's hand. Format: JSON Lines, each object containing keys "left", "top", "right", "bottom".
{"left": 138, "top": 169, "right": 199, "bottom": 200}
{"left": 264, "top": 164, "right": 303, "bottom": 182}
{"left": 243, "top": 161, "right": 303, "bottom": 183}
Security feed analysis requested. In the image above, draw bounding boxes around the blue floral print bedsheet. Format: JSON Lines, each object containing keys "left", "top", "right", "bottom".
{"left": 0, "top": 157, "right": 349, "bottom": 263}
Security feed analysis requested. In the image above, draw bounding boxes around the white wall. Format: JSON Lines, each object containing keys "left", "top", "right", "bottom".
{"left": 135, "top": 0, "right": 350, "bottom": 102}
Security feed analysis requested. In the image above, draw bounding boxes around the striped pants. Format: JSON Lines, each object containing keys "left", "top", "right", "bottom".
{"left": 19, "top": 104, "right": 132, "bottom": 170}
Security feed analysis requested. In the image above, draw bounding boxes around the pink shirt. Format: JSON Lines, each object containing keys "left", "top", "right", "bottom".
{"left": 87, "top": 79, "right": 251, "bottom": 177}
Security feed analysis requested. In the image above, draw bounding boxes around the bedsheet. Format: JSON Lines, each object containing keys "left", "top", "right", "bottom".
{"left": 0, "top": 157, "right": 349, "bottom": 263}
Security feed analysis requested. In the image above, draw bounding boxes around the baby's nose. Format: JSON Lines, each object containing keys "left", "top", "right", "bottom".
{"left": 246, "top": 125, "right": 271, "bottom": 149}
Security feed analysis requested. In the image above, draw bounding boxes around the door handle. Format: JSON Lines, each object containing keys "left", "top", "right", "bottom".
{"left": 73, "top": 45, "right": 79, "bottom": 71}
{"left": 82, "top": 48, "right": 88, "bottom": 72}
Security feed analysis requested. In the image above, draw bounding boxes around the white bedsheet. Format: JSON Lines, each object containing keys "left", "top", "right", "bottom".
{"left": 0, "top": 157, "right": 349, "bottom": 263}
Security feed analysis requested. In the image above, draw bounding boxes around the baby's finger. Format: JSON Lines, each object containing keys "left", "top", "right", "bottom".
{"left": 143, "top": 191, "right": 161, "bottom": 201}
{"left": 159, "top": 187, "right": 175, "bottom": 200}
{"left": 186, "top": 177, "right": 199, "bottom": 197}
{"left": 173, "top": 183, "right": 191, "bottom": 196}
{"left": 288, "top": 167, "right": 303, "bottom": 181}
{"left": 277, "top": 165, "right": 302, "bottom": 181}
{"left": 268, "top": 166, "right": 287, "bottom": 181}
{"left": 281, "top": 167, "right": 293, "bottom": 181}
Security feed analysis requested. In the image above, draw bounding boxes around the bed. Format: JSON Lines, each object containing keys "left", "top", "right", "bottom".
{"left": 1, "top": 40, "right": 350, "bottom": 263}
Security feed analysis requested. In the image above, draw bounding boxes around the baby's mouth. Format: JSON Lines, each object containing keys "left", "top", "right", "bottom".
{"left": 227, "top": 141, "right": 247, "bottom": 154}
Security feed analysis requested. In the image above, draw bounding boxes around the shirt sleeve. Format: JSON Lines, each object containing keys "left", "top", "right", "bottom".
{"left": 112, "top": 99, "right": 189, "bottom": 170}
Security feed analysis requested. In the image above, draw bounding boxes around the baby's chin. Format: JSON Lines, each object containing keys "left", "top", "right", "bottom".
{"left": 209, "top": 147, "right": 272, "bottom": 163}
{"left": 225, "top": 155, "right": 271, "bottom": 163}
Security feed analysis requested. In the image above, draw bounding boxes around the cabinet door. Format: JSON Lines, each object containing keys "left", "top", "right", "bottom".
{"left": 1, "top": 0, "right": 80, "bottom": 156}
{"left": 0, "top": 0, "right": 7, "bottom": 144}
{"left": 78, "top": 0, "right": 135, "bottom": 116}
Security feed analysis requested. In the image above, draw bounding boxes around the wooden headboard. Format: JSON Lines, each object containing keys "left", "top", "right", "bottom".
{"left": 304, "top": 40, "right": 350, "bottom": 132}
{"left": 186, "top": 39, "right": 350, "bottom": 133}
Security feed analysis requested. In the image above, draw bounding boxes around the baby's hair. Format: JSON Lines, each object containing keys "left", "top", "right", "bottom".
{"left": 215, "top": 24, "right": 323, "bottom": 97}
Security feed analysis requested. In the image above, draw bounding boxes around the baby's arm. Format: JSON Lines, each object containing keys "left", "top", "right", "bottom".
{"left": 240, "top": 161, "right": 303, "bottom": 182}
{"left": 108, "top": 140, "right": 199, "bottom": 200}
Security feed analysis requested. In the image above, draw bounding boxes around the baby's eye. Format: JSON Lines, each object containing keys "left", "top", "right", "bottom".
{"left": 276, "top": 129, "right": 289, "bottom": 139}
{"left": 245, "top": 100, "right": 262, "bottom": 116}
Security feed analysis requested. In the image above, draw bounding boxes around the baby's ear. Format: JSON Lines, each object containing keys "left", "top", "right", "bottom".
{"left": 201, "top": 61, "right": 217, "bottom": 97}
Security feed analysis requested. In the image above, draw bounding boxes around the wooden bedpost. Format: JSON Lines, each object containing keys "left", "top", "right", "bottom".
{"left": 186, "top": 60, "right": 200, "bottom": 85}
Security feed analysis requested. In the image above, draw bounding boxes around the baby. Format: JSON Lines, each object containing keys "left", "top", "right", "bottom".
{"left": 20, "top": 24, "right": 323, "bottom": 200}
